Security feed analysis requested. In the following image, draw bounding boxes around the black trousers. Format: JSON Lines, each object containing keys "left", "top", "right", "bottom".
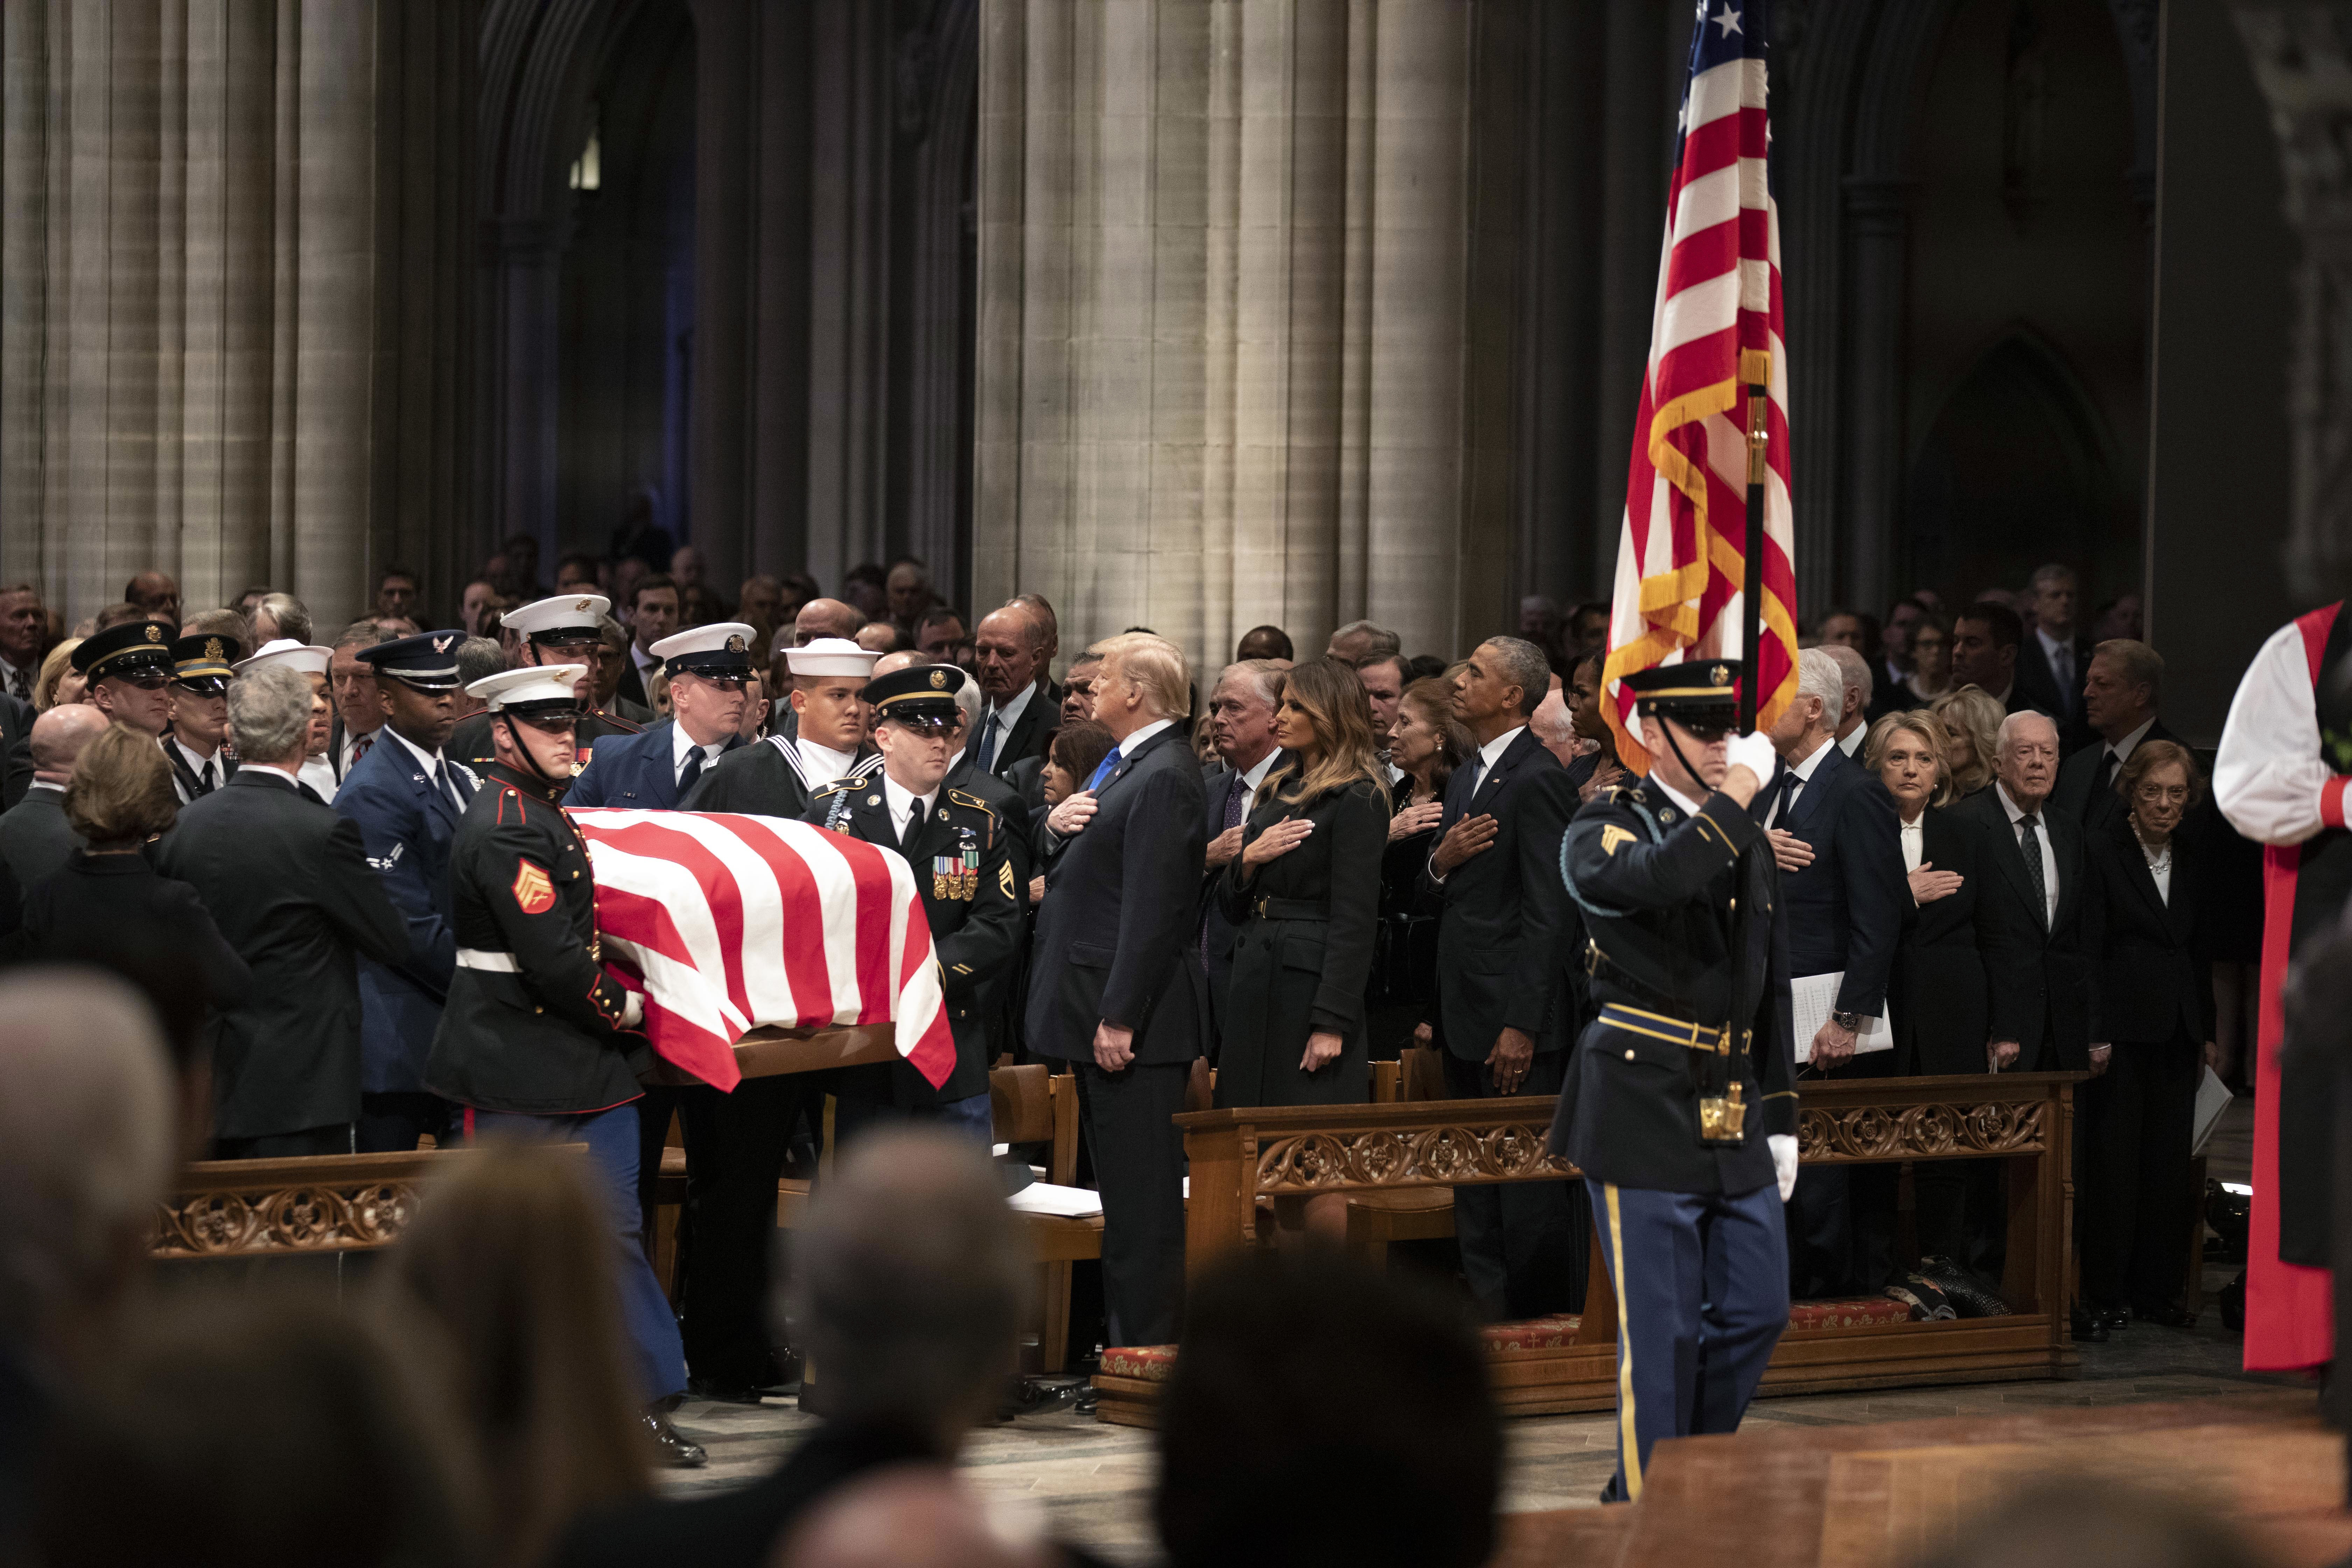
{"left": 2078, "top": 1030, "right": 2200, "bottom": 1310}
{"left": 1441, "top": 1050, "right": 1581, "bottom": 1321}
{"left": 214, "top": 1123, "right": 353, "bottom": 1160}
{"left": 659, "top": 1076, "right": 826, "bottom": 1386}
{"left": 1072, "top": 1059, "right": 1189, "bottom": 1347}
{"left": 357, "top": 1091, "right": 457, "bottom": 1153}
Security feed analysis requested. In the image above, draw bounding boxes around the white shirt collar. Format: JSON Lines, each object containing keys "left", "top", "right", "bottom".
{"left": 672, "top": 720, "right": 729, "bottom": 775}
{"left": 2036, "top": 626, "right": 2072, "bottom": 660}
{"left": 1652, "top": 776, "right": 1703, "bottom": 818}
{"left": 1787, "top": 733, "right": 1836, "bottom": 782}
{"left": 382, "top": 725, "right": 445, "bottom": 776}
{"left": 881, "top": 770, "right": 941, "bottom": 836}
{"left": 986, "top": 680, "right": 1037, "bottom": 733}
{"left": 1836, "top": 726, "right": 1865, "bottom": 758}
{"left": 1477, "top": 726, "right": 1525, "bottom": 774}
{"left": 1224, "top": 748, "right": 1280, "bottom": 793}
{"left": 166, "top": 733, "right": 220, "bottom": 767}
{"left": 2108, "top": 715, "right": 2157, "bottom": 764}
{"left": 299, "top": 754, "right": 338, "bottom": 802}
{"left": 340, "top": 722, "right": 380, "bottom": 763}
{"left": 797, "top": 737, "right": 860, "bottom": 785}
{"left": 1117, "top": 717, "right": 1178, "bottom": 758}
{"left": 28, "top": 779, "right": 63, "bottom": 795}
{"left": 1995, "top": 782, "right": 2047, "bottom": 824}
{"left": 633, "top": 641, "right": 662, "bottom": 674}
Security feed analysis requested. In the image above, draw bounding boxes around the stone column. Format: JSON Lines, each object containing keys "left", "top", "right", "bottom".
{"left": 2, "top": 0, "right": 456, "bottom": 628}
{"left": 973, "top": 0, "right": 1531, "bottom": 674}
{"left": 1840, "top": 177, "right": 1912, "bottom": 618}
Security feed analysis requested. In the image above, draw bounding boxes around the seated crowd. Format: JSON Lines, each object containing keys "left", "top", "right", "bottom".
{"left": 0, "top": 547, "right": 2238, "bottom": 1555}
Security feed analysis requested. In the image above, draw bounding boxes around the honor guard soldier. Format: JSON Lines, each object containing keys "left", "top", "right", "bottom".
{"left": 162, "top": 633, "right": 242, "bottom": 802}
{"left": 421, "top": 664, "right": 701, "bottom": 1468}
{"left": 447, "top": 593, "right": 642, "bottom": 775}
{"left": 809, "top": 663, "right": 1023, "bottom": 1145}
{"left": 682, "top": 635, "right": 882, "bottom": 816}
{"left": 72, "top": 619, "right": 180, "bottom": 738}
{"left": 569, "top": 622, "right": 755, "bottom": 808}
{"left": 1552, "top": 659, "right": 1797, "bottom": 1505}
{"left": 335, "top": 631, "right": 478, "bottom": 1152}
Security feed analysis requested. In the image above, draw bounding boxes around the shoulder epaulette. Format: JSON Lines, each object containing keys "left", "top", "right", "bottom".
{"left": 1592, "top": 784, "right": 1624, "bottom": 805}
{"left": 811, "top": 778, "right": 855, "bottom": 799}
{"left": 945, "top": 788, "right": 994, "bottom": 816}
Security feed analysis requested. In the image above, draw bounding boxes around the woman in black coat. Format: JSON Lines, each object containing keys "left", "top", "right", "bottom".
{"left": 1865, "top": 712, "right": 1995, "bottom": 1274}
{"left": 14, "top": 722, "right": 250, "bottom": 1073}
{"left": 1218, "top": 659, "right": 1391, "bottom": 1241}
{"left": 2079, "top": 739, "right": 2213, "bottom": 1329}
{"left": 1366, "top": 678, "right": 1466, "bottom": 1059}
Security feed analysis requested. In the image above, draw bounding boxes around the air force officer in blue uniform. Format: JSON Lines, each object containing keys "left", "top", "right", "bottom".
{"left": 568, "top": 622, "right": 756, "bottom": 810}
{"left": 335, "top": 631, "right": 477, "bottom": 1152}
{"left": 1553, "top": 660, "right": 1797, "bottom": 1505}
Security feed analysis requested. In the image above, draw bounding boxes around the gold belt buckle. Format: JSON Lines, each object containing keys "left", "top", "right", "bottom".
{"left": 1698, "top": 1081, "right": 1748, "bottom": 1145}
{"left": 1254, "top": 896, "right": 1268, "bottom": 919}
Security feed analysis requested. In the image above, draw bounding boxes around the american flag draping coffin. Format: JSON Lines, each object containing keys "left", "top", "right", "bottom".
{"left": 569, "top": 810, "right": 957, "bottom": 1094}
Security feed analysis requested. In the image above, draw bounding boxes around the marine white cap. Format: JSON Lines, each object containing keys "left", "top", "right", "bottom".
{"left": 784, "top": 636, "right": 882, "bottom": 678}
{"left": 469, "top": 664, "right": 588, "bottom": 711}
{"left": 234, "top": 638, "right": 332, "bottom": 677}
{"left": 502, "top": 593, "right": 611, "bottom": 639}
{"left": 651, "top": 621, "right": 757, "bottom": 673}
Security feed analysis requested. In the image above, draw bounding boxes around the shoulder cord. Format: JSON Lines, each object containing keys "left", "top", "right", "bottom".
{"left": 1558, "top": 789, "right": 1664, "bottom": 924}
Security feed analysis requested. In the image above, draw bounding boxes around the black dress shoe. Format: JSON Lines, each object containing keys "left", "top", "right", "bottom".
{"left": 2069, "top": 1306, "right": 2108, "bottom": 1344}
{"left": 643, "top": 1407, "right": 708, "bottom": 1468}
{"left": 2094, "top": 1305, "right": 2130, "bottom": 1333}
{"left": 2134, "top": 1301, "right": 2193, "bottom": 1328}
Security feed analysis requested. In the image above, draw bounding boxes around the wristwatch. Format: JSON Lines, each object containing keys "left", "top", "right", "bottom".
{"left": 1829, "top": 1009, "right": 1863, "bottom": 1032}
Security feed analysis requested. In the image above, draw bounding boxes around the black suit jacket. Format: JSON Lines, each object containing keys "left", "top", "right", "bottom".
{"left": 1752, "top": 741, "right": 1905, "bottom": 1017}
{"left": 1891, "top": 804, "right": 1994, "bottom": 1076}
{"left": 1421, "top": 729, "right": 1576, "bottom": 1060}
{"left": 156, "top": 771, "right": 412, "bottom": 1138}
{"left": 1025, "top": 723, "right": 1207, "bottom": 1065}
{"left": 2013, "top": 631, "right": 2096, "bottom": 748}
{"left": 1952, "top": 785, "right": 2097, "bottom": 1069}
{"left": 1196, "top": 754, "right": 1289, "bottom": 1046}
{"left": 0, "top": 786, "right": 78, "bottom": 898}
{"left": 980, "top": 678, "right": 1062, "bottom": 776}
{"left": 0, "top": 693, "right": 31, "bottom": 811}
{"left": 2049, "top": 718, "right": 2186, "bottom": 836}
{"left": 17, "top": 850, "right": 249, "bottom": 1062}
{"left": 2085, "top": 813, "right": 2212, "bottom": 1046}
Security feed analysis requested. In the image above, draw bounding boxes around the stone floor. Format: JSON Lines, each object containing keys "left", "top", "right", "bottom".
{"left": 660, "top": 1292, "right": 2302, "bottom": 1566}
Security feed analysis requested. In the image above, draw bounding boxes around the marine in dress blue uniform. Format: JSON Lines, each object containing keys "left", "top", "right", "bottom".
{"left": 1552, "top": 660, "right": 1798, "bottom": 1503}
{"left": 421, "top": 663, "right": 702, "bottom": 1468}
{"left": 336, "top": 631, "right": 478, "bottom": 1152}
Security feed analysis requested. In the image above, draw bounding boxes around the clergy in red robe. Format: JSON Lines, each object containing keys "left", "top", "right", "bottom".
{"left": 2214, "top": 600, "right": 2350, "bottom": 1372}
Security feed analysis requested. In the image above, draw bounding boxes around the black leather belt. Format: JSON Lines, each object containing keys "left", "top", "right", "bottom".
{"left": 1250, "top": 897, "right": 1326, "bottom": 922}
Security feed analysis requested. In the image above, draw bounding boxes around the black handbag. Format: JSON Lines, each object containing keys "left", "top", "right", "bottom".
{"left": 1368, "top": 911, "right": 1438, "bottom": 1007}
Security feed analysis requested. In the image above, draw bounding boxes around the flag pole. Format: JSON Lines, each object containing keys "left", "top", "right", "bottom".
{"left": 1740, "top": 380, "right": 1769, "bottom": 733}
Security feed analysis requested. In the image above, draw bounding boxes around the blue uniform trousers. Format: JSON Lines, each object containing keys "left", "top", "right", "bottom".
{"left": 469, "top": 1104, "right": 688, "bottom": 1405}
{"left": 1588, "top": 1177, "right": 1788, "bottom": 1502}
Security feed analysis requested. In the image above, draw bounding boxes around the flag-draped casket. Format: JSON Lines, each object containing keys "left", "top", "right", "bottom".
{"left": 569, "top": 810, "right": 957, "bottom": 1094}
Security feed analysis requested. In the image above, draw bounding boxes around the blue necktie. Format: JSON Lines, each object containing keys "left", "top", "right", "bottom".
{"left": 1088, "top": 747, "right": 1122, "bottom": 792}
{"left": 976, "top": 711, "right": 1003, "bottom": 772}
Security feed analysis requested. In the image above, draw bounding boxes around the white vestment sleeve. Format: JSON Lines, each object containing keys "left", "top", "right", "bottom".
{"left": 2215, "top": 620, "right": 2340, "bottom": 846}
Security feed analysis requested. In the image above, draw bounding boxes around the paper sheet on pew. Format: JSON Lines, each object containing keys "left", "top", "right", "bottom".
{"left": 1008, "top": 1183, "right": 1104, "bottom": 1218}
{"left": 1790, "top": 971, "right": 1894, "bottom": 1063}
{"left": 570, "top": 810, "right": 957, "bottom": 1095}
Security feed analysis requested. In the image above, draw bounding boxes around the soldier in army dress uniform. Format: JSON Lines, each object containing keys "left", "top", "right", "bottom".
{"left": 421, "top": 663, "right": 702, "bottom": 1469}
{"left": 446, "top": 593, "right": 643, "bottom": 776}
{"left": 809, "top": 663, "right": 1023, "bottom": 1145}
{"left": 1552, "top": 660, "right": 1796, "bottom": 1504}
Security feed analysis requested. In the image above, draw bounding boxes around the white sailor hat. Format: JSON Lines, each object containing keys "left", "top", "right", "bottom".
{"left": 502, "top": 593, "right": 611, "bottom": 643}
{"left": 234, "top": 638, "right": 333, "bottom": 678}
{"left": 652, "top": 621, "right": 757, "bottom": 677}
{"left": 469, "top": 664, "right": 588, "bottom": 713}
{"left": 784, "top": 637, "right": 882, "bottom": 678}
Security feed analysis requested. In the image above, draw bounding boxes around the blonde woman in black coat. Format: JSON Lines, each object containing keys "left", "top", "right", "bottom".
{"left": 1217, "top": 658, "right": 1392, "bottom": 1243}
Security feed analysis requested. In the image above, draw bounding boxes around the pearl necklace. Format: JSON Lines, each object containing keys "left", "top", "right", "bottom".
{"left": 2134, "top": 828, "right": 2172, "bottom": 876}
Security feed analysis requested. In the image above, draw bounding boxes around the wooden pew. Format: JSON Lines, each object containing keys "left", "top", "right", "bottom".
{"left": 154, "top": 1148, "right": 526, "bottom": 1260}
{"left": 1093, "top": 1071, "right": 2079, "bottom": 1424}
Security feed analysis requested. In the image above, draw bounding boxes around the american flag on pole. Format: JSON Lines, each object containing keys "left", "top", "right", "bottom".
{"left": 1601, "top": 0, "right": 1797, "bottom": 771}
{"left": 569, "top": 810, "right": 957, "bottom": 1095}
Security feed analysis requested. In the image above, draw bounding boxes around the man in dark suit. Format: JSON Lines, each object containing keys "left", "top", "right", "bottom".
{"left": 0, "top": 705, "right": 103, "bottom": 895}
{"left": 570, "top": 622, "right": 756, "bottom": 809}
{"left": 2051, "top": 639, "right": 2180, "bottom": 835}
{"left": 1951, "top": 601, "right": 2036, "bottom": 718}
{"left": 1422, "top": 636, "right": 1580, "bottom": 1321}
{"left": 1197, "top": 660, "right": 1288, "bottom": 1055}
{"left": 0, "top": 688, "right": 34, "bottom": 811}
{"left": 1026, "top": 632, "right": 1206, "bottom": 1347}
{"left": 1755, "top": 648, "right": 1906, "bottom": 1295}
{"left": 1954, "top": 709, "right": 2098, "bottom": 1078}
{"left": 335, "top": 631, "right": 478, "bottom": 1152}
{"left": 156, "top": 663, "right": 409, "bottom": 1157}
{"left": 2012, "top": 564, "right": 2095, "bottom": 748}
{"left": 615, "top": 574, "right": 680, "bottom": 711}
{"left": 968, "top": 605, "right": 1062, "bottom": 777}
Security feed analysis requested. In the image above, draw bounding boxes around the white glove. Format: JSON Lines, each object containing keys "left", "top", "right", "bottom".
{"left": 1724, "top": 730, "right": 1778, "bottom": 790}
{"left": 621, "top": 990, "right": 646, "bottom": 1029}
{"left": 1769, "top": 1133, "right": 1798, "bottom": 1202}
